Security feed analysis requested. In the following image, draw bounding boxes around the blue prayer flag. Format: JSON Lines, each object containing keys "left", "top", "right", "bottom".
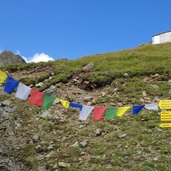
{"left": 69, "top": 102, "right": 83, "bottom": 110}
{"left": 4, "top": 76, "right": 19, "bottom": 94}
{"left": 132, "top": 105, "right": 144, "bottom": 115}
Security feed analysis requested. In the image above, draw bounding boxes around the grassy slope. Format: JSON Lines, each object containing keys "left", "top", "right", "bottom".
{"left": 1, "top": 43, "right": 171, "bottom": 171}
{"left": 3, "top": 43, "right": 171, "bottom": 89}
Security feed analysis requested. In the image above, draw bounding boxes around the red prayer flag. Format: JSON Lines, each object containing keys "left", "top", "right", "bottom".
{"left": 29, "top": 89, "right": 44, "bottom": 107}
{"left": 93, "top": 106, "right": 106, "bottom": 121}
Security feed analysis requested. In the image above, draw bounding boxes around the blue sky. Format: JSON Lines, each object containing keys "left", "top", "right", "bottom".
{"left": 0, "top": 0, "right": 171, "bottom": 62}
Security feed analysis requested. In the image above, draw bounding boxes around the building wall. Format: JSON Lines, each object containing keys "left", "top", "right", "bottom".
{"left": 152, "top": 32, "right": 171, "bottom": 44}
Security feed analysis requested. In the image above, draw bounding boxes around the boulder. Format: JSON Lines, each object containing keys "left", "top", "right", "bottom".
{"left": 82, "top": 63, "right": 94, "bottom": 72}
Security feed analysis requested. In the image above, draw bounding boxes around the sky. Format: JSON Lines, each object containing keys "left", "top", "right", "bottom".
{"left": 0, "top": 0, "right": 171, "bottom": 62}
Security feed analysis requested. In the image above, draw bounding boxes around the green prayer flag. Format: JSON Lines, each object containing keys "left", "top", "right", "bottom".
{"left": 104, "top": 108, "right": 118, "bottom": 119}
{"left": 42, "top": 94, "right": 55, "bottom": 110}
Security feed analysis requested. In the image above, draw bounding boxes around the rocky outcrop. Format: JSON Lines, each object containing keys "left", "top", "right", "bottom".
{"left": 0, "top": 51, "right": 26, "bottom": 66}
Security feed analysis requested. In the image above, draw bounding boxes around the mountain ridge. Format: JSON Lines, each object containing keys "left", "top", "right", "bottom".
{"left": 0, "top": 50, "right": 26, "bottom": 66}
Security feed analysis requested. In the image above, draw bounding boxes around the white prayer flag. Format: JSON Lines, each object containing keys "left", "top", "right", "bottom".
{"left": 15, "top": 83, "right": 31, "bottom": 100}
{"left": 145, "top": 103, "right": 159, "bottom": 111}
{"left": 79, "top": 105, "right": 94, "bottom": 120}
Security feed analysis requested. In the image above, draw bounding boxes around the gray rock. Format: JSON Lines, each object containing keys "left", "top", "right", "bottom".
{"left": 45, "top": 85, "right": 57, "bottom": 94}
{"left": 118, "top": 133, "right": 127, "bottom": 138}
{"left": 2, "top": 100, "right": 11, "bottom": 106}
{"left": 71, "top": 141, "right": 79, "bottom": 147}
{"left": 101, "top": 91, "right": 107, "bottom": 96}
{"left": 15, "top": 121, "right": 21, "bottom": 129}
{"left": 142, "top": 91, "right": 147, "bottom": 97}
{"left": 82, "top": 63, "right": 94, "bottom": 72}
{"left": 123, "top": 156, "right": 129, "bottom": 163}
{"left": 124, "top": 73, "right": 129, "bottom": 78}
{"left": 29, "top": 139, "right": 34, "bottom": 144}
{"left": 47, "top": 145, "right": 54, "bottom": 150}
{"left": 79, "top": 140, "right": 88, "bottom": 148}
{"left": 96, "top": 128, "right": 102, "bottom": 136}
{"left": 79, "top": 125, "right": 86, "bottom": 129}
{"left": 150, "top": 84, "right": 159, "bottom": 89}
{"left": 58, "top": 162, "right": 70, "bottom": 168}
{"left": 61, "top": 136, "right": 67, "bottom": 141}
{"left": 169, "top": 89, "right": 171, "bottom": 94}
{"left": 53, "top": 164, "right": 58, "bottom": 169}
{"left": 40, "top": 111, "right": 53, "bottom": 119}
{"left": 1, "top": 110, "right": 10, "bottom": 120}
{"left": 153, "top": 157, "right": 158, "bottom": 161}
{"left": 33, "top": 135, "right": 39, "bottom": 142}
{"left": 84, "top": 96, "right": 93, "bottom": 102}
{"left": 137, "top": 150, "right": 142, "bottom": 155}
{"left": 0, "top": 86, "right": 4, "bottom": 91}
{"left": 4, "top": 107, "right": 13, "bottom": 113}
{"left": 140, "top": 98, "right": 144, "bottom": 102}
{"left": 154, "top": 96, "right": 160, "bottom": 102}
{"left": 118, "top": 102, "right": 123, "bottom": 106}
{"left": 35, "top": 145, "right": 42, "bottom": 151}
{"left": 153, "top": 73, "right": 159, "bottom": 77}
{"left": 35, "top": 82, "right": 44, "bottom": 87}
{"left": 168, "top": 79, "right": 171, "bottom": 85}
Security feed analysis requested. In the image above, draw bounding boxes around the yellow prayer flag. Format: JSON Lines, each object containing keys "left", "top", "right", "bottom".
{"left": 60, "top": 99, "right": 70, "bottom": 108}
{"left": 0, "top": 70, "right": 7, "bottom": 84}
{"left": 160, "top": 123, "right": 171, "bottom": 128}
{"left": 158, "top": 100, "right": 171, "bottom": 109}
{"left": 160, "top": 111, "right": 171, "bottom": 121}
{"left": 116, "top": 106, "right": 131, "bottom": 117}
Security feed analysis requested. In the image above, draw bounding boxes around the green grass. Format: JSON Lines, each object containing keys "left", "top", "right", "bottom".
{"left": 2, "top": 43, "right": 171, "bottom": 88}
{"left": 1, "top": 43, "right": 171, "bottom": 170}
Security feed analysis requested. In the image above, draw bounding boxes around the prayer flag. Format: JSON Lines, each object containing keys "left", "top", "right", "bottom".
{"left": 0, "top": 70, "right": 7, "bottom": 84}
{"left": 60, "top": 99, "right": 70, "bottom": 108}
{"left": 29, "top": 89, "right": 44, "bottom": 107}
{"left": 15, "top": 83, "right": 31, "bottom": 100}
{"left": 116, "top": 107, "right": 131, "bottom": 117}
{"left": 70, "top": 102, "right": 83, "bottom": 110}
{"left": 42, "top": 94, "right": 55, "bottom": 110}
{"left": 145, "top": 103, "right": 158, "bottom": 111}
{"left": 93, "top": 106, "right": 106, "bottom": 121}
{"left": 160, "top": 123, "right": 171, "bottom": 128}
{"left": 79, "top": 105, "right": 94, "bottom": 120}
{"left": 4, "top": 76, "right": 19, "bottom": 94}
{"left": 158, "top": 100, "right": 171, "bottom": 109}
{"left": 104, "top": 108, "right": 118, "bottom": 119}
{"left": 132, "top": 105, "right": 144, "bottom": 115}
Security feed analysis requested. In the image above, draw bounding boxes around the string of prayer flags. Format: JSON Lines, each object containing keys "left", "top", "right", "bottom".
{"left": 0, "top": 70, "right": 7, "bottom": 84}
{"left": 79, "top": 105, "right": 94, "bottom": 120}
{"left": 29, "top": 89, "right": 44, "bottom": 107}
{"left": 42, "top": 94, "right": 55, "bottom": 110}
{"left": 104, "top": 108, "right": 118, "bottom": 119}
{"left": 116, "top": 106, "right": 131, "bottom": 117}
{"left": 145, "top": 103, "right": 159, "bottom": 111}
{"left": 1, "top": 70, "right": 171, "bottom": 128}
{"left": 69, "top": 102, "right": 83, "bottom": 110}
{"left": 93, "top": 106, "right": 106, "bottom": 121}
{"left": 15, "top": 83, "right": 31, "bottom": 100}
{"left": 4, "top": 76, "right": 19, "bottom": 94}
{"left": 60, "top": 99, "right": 70, "bottom": 108}
{"left": 132, "top": 105, "right": 144, "bottom": 115}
